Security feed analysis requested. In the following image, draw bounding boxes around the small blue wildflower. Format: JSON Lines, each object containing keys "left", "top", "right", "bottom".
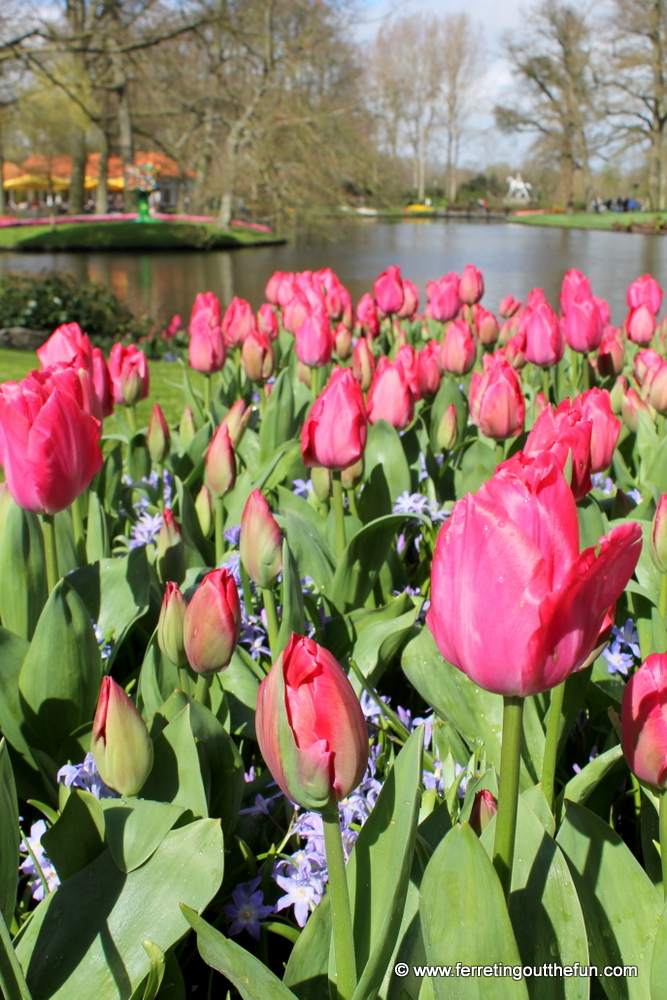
{"left": 603, "top": 641, "right": 635, "bottom": 676}
{"left": 57, "top": 752, "right": 118, "bottom": 799}
{"left": 221, "top": 550, "right": 243, "bottom": 584}
{"left": 615, "top": 619, "right": 641, "bottom": 657}
{"left": 129, "top": 511, "right": 163, "bottom": 549}
{"left": 591, "top": 473, "right": 615, "bottom": 496}
{"left": 19, "top": 820, "right": 60, "bottom": 900}
{"left": 292, "top": 479, "right": 313, "bottom": 499}
{"left": 393, "top": 492, "right": 431, "bottom": 517}
{"left": 224, "top": 525, "right": 242, "bottom": 546}
{"left": 222, "top": 877, "right": 274, "bottom": 940}
{"left": 92, "top": 621, "right": 112, "bottom": 662}
{"left": 628, "top": 488, "right": 642, "bottom": 505}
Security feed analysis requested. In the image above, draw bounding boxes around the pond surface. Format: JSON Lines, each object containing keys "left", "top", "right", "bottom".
{"left": 1, "top": 218, "right": 666, "bottom": 328}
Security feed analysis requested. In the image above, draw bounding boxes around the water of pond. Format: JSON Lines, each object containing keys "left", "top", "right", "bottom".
{"left": 1, "top": 218, "right": 665, "bottom": 328}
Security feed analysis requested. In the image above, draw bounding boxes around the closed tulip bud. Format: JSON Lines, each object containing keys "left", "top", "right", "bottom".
{"left": 622, "top": 386, "right": 653, "bottom": 432}
{"left": 258, "top": 303, "right": 279, "bottom": 340}
{"left": 573, "top": 388, "right": 621, "bottom": 473}
{"left": 91, "top": 677, "right": 154, "bottom": 796}
{"left": 92, "top": 347, "right": 114, "bottom": 418}
{"left": 156, "top": 509, "right": 186, "bottom": 585}
{"left": 594, "top": 296, "right": 611, "bottom": 326}
{"left": 597, "top": 327, "right": 625, "bottom": 378}
{"left": 622, "top": 654, "right": 667, "bottom": 788}
{"left": 256, "top": 634, "right": 368, "bottom": 810}
{"left": 352, "top": 338, "right": 376, "bottom": 390}
{"left": 426, "top": 273, "right": 461, "bottom": 323}
{"left": 428, "top": 451, "right": 642, "bottom": 697}
{"left": 505, "top": 328, "right": 527, "bottom": 369}
{"left": 634, "top": 348, "right": 662, "bottom": 386}
{"left": 534, "top": 391, "right": 549, "bottom": 416}
{"left": 221, "top": 399, "right": 251, "bottom": 448}
{"left": 265, "top": 270, "right": 286, "bottom": 305}
{"left": 183, "top": 568, "right": 241, "bottom": 674}
{"left": 373, "top": 265, "right": 405, "bottom": 317}
{"left": 240, "top": 489, "right": 282, "bottom": 589}
{"left": 469, "top": 352, "right": 525, "bottom": 440}
{"left": 189, "top": 292, "right": 225, "bottom": 373}
{"left": 147, "top": 403, "right": 170, "bottom": 463}
{"left": 341, "top": 455, "right": 363, "bottom": 489}
{"left": 470, "top": 789, "right": 498, "bottom": 836}
{"left": 157, "top": 581, "right": 188, "bottom": 667}
{"left": 311, "top": 465, "right": 332, "bottom": 501}
{"left": 205, "top": 423, "right": 236, "bottom": 499}
{"left": 397, "top": 278, "right": 419, "bottom": 319}
{"left": 356, "top": 293, "right": 380, "bottom": 339}
{"left": 222, "top": 297, "right": 257, "bottom": 348}
{"left": 179, "top": 405, "right": 197, "bottom": 447}
{"left": 37, "top": 322, "right": 92, "bottom": 371}
{"left": 195, "top": 484, "right": 214, "bottom": 537}
{"left": 366, "top": 357, "right": 414, "bottom": 430}
{"left": 610, "top": 375, "right": 627, "bottom": 415}
{"left": 441, "top": 319, "right": 476, "bottom": 375}
{"left": 562, "top": 296, "right": 603, "bottom": 354}
{"left": 242, "top": 328, "right": 275, "bottom": 383}
{"left": 415, "top": 341, "right": 442, "bottom": 398}
{"left": 645, "top": 360, "right": 667, "bottom": 414}
{"left": 295, "top": 308, "right": 333, "bottom": 368}
{"left": 523, "top": 301, "right": 564, "bottom": 368}
{"left": 627, "top": 274, "right": 663, "bottom": 313}
{"left": 459, "top": 264, "right": 484, "bottom": 305}
{"left": 626, "top": 304, "right": 656, "bottom": 345}
{"left": 282, "top": 291, "right": 310, "bottom": 335}
{"left": 560, "top": 268, "right": 592, "bottom": 314}
{"left": 473, "top": 305, "right": 500, "bottom": 347}
{"left": 108, "top": 344, "right": 150, "bottom": 406}
{"left": 651, "top": 496, "right": 667, "bottom": 572}
{"left": 297, "top": 361, "right": 313, "bottom": 389}
{"left": 301, "top": 367, "right": 367, "bottom": 470}
{"left": 499, "top": 294, "right": 522, "bottom": 319}
{"left": 437, "top": 403, "right": 458, "bottom": 451}
{"left": 333, "top": 322, "right": 353, "bottom": 360}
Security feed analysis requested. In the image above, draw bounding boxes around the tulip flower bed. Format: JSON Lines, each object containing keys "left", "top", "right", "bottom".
{"left": 2, "top": 262, "right": 667, "bottom": 1000}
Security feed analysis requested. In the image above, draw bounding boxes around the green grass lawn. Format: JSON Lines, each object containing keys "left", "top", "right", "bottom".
{"left": 0, "top": 220, "right": 284, "bottom": 252}
{"left": 506, "top": 211, "right": 666, "bottom": 230}
{"left": 0, "top": 347, "right": 206, "bottom": 427}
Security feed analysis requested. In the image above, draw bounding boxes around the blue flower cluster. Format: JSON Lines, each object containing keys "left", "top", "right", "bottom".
{"left": 602, "top": 618, "right": 641, "bottom": 676}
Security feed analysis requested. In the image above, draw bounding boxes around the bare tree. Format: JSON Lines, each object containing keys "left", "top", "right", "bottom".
{"left": 494, "top": 1, "right": 599, "bottom": 208}
{"left": 442, "top": 14, "right": 479, "bottom": 202}
{"left": 605, "top": 0, "right": 667, "bottom": 209}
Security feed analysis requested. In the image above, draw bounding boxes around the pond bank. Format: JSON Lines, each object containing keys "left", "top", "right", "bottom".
{"left": 0, "top": 220, "right": 285, "bottom": 252}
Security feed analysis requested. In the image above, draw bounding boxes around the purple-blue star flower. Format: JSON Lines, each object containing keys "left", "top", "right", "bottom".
{"left": 222, "top": 877, "right": 274, "bottom": 939}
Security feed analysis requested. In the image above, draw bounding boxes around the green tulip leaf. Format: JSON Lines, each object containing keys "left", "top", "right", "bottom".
{"left": 420, "top": 822, "right": 529, "bottom": 1000}
{"left": 128, "top": 941, "right": 165, "bottom": 1000}
{"left": 0, "top": 628, "right": 39, "bottom": 775}
{"left": 555, "top": 745, "right": 625, "bottom": 822}
{"left": 329, "top": 514, "right": 416, "bottom": 613}
{"left": 16, "top": 819, "right": 224, "bottom": 1000}
{"left": 141, "top": 706, "right": 208, "bottom": 818}
{"left": 282, "top": 508, "right": 335, "bottom": 594}
{"left": 66, "top": 549, "right": 151, "bottom": 670}
{"left": 180, "top": 904, "right": 298, "bottom": 1000}
{"left": 18, "top": 578, "right": 102, "bottom": 757}
{"left": 556, "top": 800, "right": 662, "bottom": 1000}
{"left": 102, "top": 799, "right": 186, "bottom": 873}
{"left": 650, "top": 897, "right": 667, "bottom": 1000}
{"left": 277, "top": 540, "right": 305, "bottom": 654}
{"left": 218, "top": 649, "right": 260, "bottom": 739}
{"left": 429, "top": 377, "right": 468, "bottom": 452}
{"left": 41, "top": 788, "right": 106, "bottom": 882}
{"left": 0, "top": 908, "right": 31, "bottom": 1000}
{"left": 0, "top": 501, "right": 47, "bottom": 641}
{"left": 137, "top": 635, "right": 181, "bottom": 722}
{"left": 259, "top": 368, "right": 296, "bottom": 463}
{"left": 325, "top": 593, "right": 419, "bottom": 688}
{"left": 283, "top": 894, "right": 332, "bottom": 999}
{"left": 0, "top": 740, "right": 19, "bottom": 924}
{"left": 454, "top": 439, "right": 498, "bottom": 499}
{"left": 359, "top": 419, "right": 411, "bottom": 521}
{"left": 86, "top": 491, "right": 110, "bottom": 562}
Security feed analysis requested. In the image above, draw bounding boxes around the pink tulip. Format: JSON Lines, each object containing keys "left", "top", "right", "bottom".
{"left": 473, "top": 305, "right": 500, "bottom": 347}
{"left": 622, "top": 386, "right": 653, "bottom": 432}
{"left": 265, "top": 270, "right": 287, "bottom": 305}
{"left": 108, "top": 344, "right": 150, "bottom": 406}
{"left": 356, "top": 293, "right": 380, "bottom": 339}
{"left": 571, "top": 389, "right": 621, "bottom": 473}
{"left": 644, "top": 358, "right": 667, "bottom": 414}
{"left": 373, "top": 265, "right": 405, "bottom": 316}
{"left": 440, "top": 319, "right": 476, "bottom": 375}
{"left": 505, "top": 328, "right": 527, "bottom": 370}
{"left": 333, "top": 322, "right": 353, "bottom": 360}
{"left": 242, "top": 328, "right": 275, "bottom": 383}
{"left": 527, "top": 288, "right": 548, "bottom": 309}
{"left": 469, "top": 352, "right": 525, "bottom": 440}
{"left": 627, "top": 274, "right": 663, "bottom": 314}
{"left": 560, "top": 269, "right": 592, "bottom": 314}
{"left": 91, "top": 677, "right": 153, "bottom": 796}
{"left": 295, "top": 308, "right": 332, "bottom": 368}
{"left": 0, "top": 370, "right": 102, "bottom": 514}
{"left": 183, "top": 568, "right": 241, "bottom": 674}
{"left": 427, "top": 450, "right": 642, "bottom": 697}
{"left": 459, "top": 264, "right": 484, "bottom": 305}
{"left": 282, "top": 291, "right": 310, "bottom": 335}
{"left": 415, "top": 341, "right": 442, "bottom": 399}
{"left": 393, "top": 344, "right": 420, "bottom": 400}
{"left": 92, "top": 348, "right": 114, "bottom": 418}
{"left": 470, "top": 789, "right": 498, "bottom": 835}
{"left": 499, "top": 294, "right": 522, "bottom": 319}
{"left": 240, "top": 489, "right": 282, "bottom": 589}
{"left": 523, "top": 301, "right": 564, "bottom": 367}
{"left": 594, "top": 296, "right": 611, "bottom": 326}
{"left": 524, "top": 402, "right": 593, "bottom": 500}
{"left": 352, "top": 338, "right": 376, "bottom": 391}
{"left": 301, "top": 367, "right": 367, "bottom": 470}
{"left": 634, "top": 348, "right": 662, "bottom": 386}
{"left": 205, "top": 423, "right": 236, "bottom": 498}
{"left": 147, "top": 403, "right": 170, "bottom": 463}
{"left": 426, "top": 273, "right": 461, "bottom": 323}
{"left": 597, "top": 327, "right": 625, "bottom": 378}
{"left": 562, "top": 296, "right": 603, "bottom": 353}
{"left": 397, "top": 278, "right": 420, "bottom": 319}
{"left": 626, "top": 304, "right": 656, "bottom": 345}
{"left": 622, "top": 654, "right": 667, "bottom": 788}
{"left": 189, "top": 292, "right": 225, "bottom": 373}
{"left": 256, "top": 634, "right": 368, "bottom": 809}
{"left": 366, "top": 357, "right": 414, "bottom": 430}
{"left": 258, "top": 303, "right": 279, "bottom": 340}
{"left": 37, "top": 322, "right": 92, "bottom": 372}
{"left": 221, "top": 297, "right": 257, "bottom": 348}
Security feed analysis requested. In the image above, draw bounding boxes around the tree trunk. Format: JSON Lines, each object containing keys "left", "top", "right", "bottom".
{"left": 69, "top": 126, "right": 87, "bottom": 215}
{"left": 648, "top": 134, "right": 661, "bottom": 211}
{"left": 0, "top": 128, "right": 6, "bottom": 216}
{"left": 176, "top": 174, "right": 186, "bottom": 214}
{"left": 418, "top": 155, "right": 426, "bottom": 202}
{"left": 95, "top": 131, "right": 109, "bottom": 215}
{"left": 659, "top": 130, "right": 667, "bottom": 210}
{"left": 115, "top": 61, "right": 136, "bottom": 211}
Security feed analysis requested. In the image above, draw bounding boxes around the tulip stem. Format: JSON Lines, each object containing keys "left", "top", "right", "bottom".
{"left": 194, "top": 674, "right": 212, "bottom": 706}
{"left": 346, "top": 488, "right": 359, "bottom": 519}
{"left": 541, "top": 367, "right": 550, "bottom": 403}
{"left": 495, "top": 442, "right": 504, "bottom": 467}
{"left": 322, "top": 801, "right": 357, "bottom": 1000}
{"left": 570, "top": 348, "right": 579, "bottom": 391}
{"left": 493, "top": 695, "right": 524, "bottom": 901}
{"left": 660, "top": 791, "right": 667, "bottom": 897}
{"left": 258, "top": 383, "right": 267, "bottom": 416}
{"left": 71, "top": 494, "right": 87, "bottom": 567}
{"left": 126, "top": 404, "right": 137, "bottom": 435}
{"left": 42, "top": 514, "right": 59, "bottom": 594}
{"left": 204, "top": 373, "right": 211, "bottom": 414}
{"left": 214, "top": 497, "right": 225, "bottom": 566}
{"left": 179, "top": 667, "right": 191, "bottom": 696}
{"left": 583, "top": 354, "right": 591, "bottom": 391}
{"left": 659, "top": 573, "right": 667, "bottom": 623}
{"left": 541, "top": 681, "right": 566, "bottom": 811}
{"left": 261, "top": 588, "right": 280, "bottom": 661}
{"left": 332, "top": 472, "right": 346, "bottom": 559}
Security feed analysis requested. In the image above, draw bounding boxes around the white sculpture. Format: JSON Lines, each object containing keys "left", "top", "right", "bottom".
{"left": 506, "top": 174, "right": 532, "bottom": 202}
